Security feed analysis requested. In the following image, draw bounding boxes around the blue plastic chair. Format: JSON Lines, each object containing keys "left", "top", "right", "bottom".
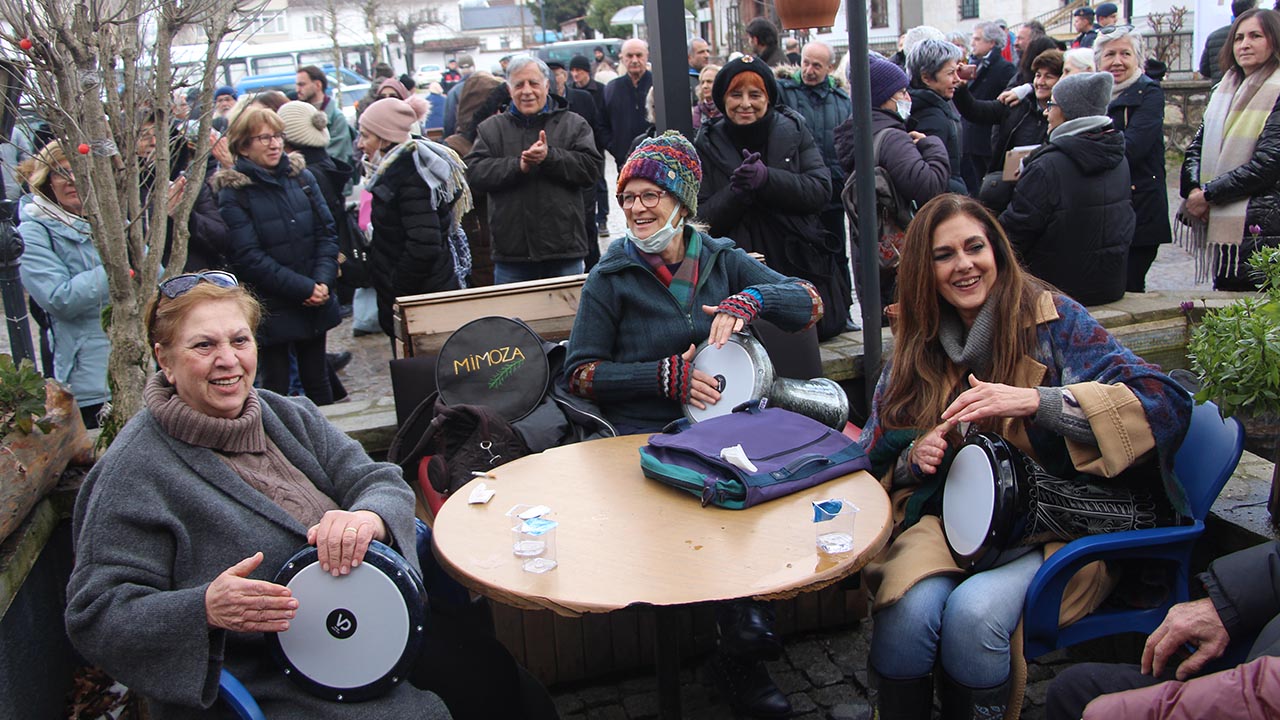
{"left": 1022, "top": 400, "right": 1245, "bottom": 658}
{"left": 219, "top": 519, "right": 467, "bottom": 718}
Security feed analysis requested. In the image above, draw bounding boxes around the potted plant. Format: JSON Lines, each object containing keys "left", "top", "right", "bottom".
{"left": 0, "top": 353, "right": 92, "bottom": 544}
{"left": 1185, "top": 245, "right": 1280, "bottom": 517}
{"left": 775, "top": 0, "right": 841, "bottom": 29}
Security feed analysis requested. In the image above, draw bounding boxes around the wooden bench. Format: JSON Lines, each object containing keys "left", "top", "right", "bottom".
{"left": 392, "top": 275, "right": 587, "bottom": 357}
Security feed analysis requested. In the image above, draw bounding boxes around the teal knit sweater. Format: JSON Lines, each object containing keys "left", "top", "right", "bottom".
{"left": 565, "top": 229, "right": 821, "bottom": 432}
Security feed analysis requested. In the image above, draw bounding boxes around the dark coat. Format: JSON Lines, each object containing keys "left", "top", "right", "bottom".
{"left": 1200, "top": 25, "right": 1231, "bottom": 82}
{"left": 465, "top": 97, "right": 602, "bottom": 263}
{"left": 909, "top": 87, "right": 968, "bottom": 194}
{"left": 999, "top": 126, "right": 1135, "bottom": 306}
{"left": 1181, "top": 93, "right": 1280, "bottom": 285}
{"left": 564, "top": 87, "right": 606, "bottom": 153}
{"left": 1200, "top": 541, "right": 1280, "bottom": 660}
{"left": 953, "top": 84, "right": 1049, "bottom": 174}
{"left": 214, "top": 152, "right": 340, "bottom": 347}
{"left": 961, "top": 49, "right": 1017, "bottom": 158}
{"left": 367, "top": 147, "right": 461, "bottom": 298}
{"left": 778, "top": 75, "right": 853, "bottom": 206}
{"left": 695, "top": 107, "right": 848, "bottom": 338}
{"left": 603, "top": 71, "right": 653, "bottom": 165}
{"left": 833, "top": 108, "right": 951, "bottom": 228}
{"left": 1108, "top": 74, "right": 1172, "bottom": 248}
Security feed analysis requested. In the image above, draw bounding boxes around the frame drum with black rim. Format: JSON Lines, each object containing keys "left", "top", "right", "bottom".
{"left": 941, "top": 433, "right": 1035, "bottom": 572}
{"left": 266, "top": 541, "right": 427, "bottom": 702}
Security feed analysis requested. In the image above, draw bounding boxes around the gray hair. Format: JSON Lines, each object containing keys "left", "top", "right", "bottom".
{"left": 803, "top": 41, "right": 836, "bottom": 64}
{"left": 1063, "top": 47, "right": 1096, "bottom": 72}
{"left": 505, "top": 54, "right": 554, "bottom": 91}
{"left": 946, "top": 31, "right": 969, "bottom": 50}
{"left": 687, "top": 36, "right": 707, "bottom": 55}
{"left": 1093, "top": 26, "right": 1144, "bottom": 68}
{"left": 907, "top": 37, "right": 963, "bottom": 85}
{"left": 903, "top": 26, "right": 946, "bottom": 55}
{"left": 973, "top": 21, "right": 1007, "bottom": 49}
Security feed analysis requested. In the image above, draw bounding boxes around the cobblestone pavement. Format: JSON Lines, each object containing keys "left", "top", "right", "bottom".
{"left": 0, "top": 162, "right": 1211, "bottom": 719}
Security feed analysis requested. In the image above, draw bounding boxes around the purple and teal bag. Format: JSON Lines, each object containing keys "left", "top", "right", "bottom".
{"left": 639, "top": 406, "right": 870, "bottom": 509}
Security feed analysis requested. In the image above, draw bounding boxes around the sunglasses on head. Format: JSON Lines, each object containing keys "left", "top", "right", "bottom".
{"left": 158, "top": 271, "right": 239, "bottom": 299}
{"left": 1097, "top": 24, "right": 1135, "bottom": 36}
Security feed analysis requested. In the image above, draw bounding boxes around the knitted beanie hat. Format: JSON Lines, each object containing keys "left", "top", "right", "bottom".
{"left": 866, "top": 53, "right": 910, "bottom": 107}
{"left": 569, "top": 55, "right": 591, "bottom": 73}
{"left": 711, "top": 55, "right": 779, "bottom": 115}
{"left": 617, "top": 130, "right": 702, "bottom": 214}
{"left": 1051, "top": 71, "right": 1113, "bottom": 121}
{"left": 360, "top": 98, "right": 416, "bottom": 144}
{"left": 214, "top": 85, "right": 237, "bottom": 100}
{"left": 277, "top": 101, "right": 330, "bottom": 148}
{"left": 378, "top": 78, "right": 410, "bottom": 100}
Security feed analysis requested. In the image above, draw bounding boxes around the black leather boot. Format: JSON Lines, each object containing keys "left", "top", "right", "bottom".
{"left": 937, "top": 669, "right": 1011, "bottom": 720}
{"left": 867, "top": 667, "right": 934, "bottom": 720}
{"left": 710, "top": 652, "right": 792, "bottom": 718}
{"left": 716, "top": 599, "right": 782, "bottom": 661}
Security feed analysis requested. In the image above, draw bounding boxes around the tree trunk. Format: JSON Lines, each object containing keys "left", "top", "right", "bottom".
{"left": 0, "top": 381, "right": 92, "bottom": 544}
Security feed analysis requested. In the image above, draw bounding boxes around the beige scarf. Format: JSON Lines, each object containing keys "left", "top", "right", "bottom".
{"left": 1176, "top": 62, "right": 1280, "bottom": 281}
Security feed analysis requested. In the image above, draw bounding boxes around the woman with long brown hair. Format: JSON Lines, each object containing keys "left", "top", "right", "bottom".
{"left": 856, "top": 193, "right": 1191, "bottom": 719}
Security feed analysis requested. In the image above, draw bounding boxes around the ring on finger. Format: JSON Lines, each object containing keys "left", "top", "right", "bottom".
{"left": 343, "top": 526, "right": 358, "bottom": 535}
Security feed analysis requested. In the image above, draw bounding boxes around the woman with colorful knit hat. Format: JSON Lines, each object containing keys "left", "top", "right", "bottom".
{"left": 563, "top": 130, "right": 822, "bottom": 718}
{"left": 693, "top": 54, "right": 851, "bottom": 339}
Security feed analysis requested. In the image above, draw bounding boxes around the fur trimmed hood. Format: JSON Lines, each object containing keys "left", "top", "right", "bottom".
{"left": 211, "top": 151, "right": 307, "bottom": 192}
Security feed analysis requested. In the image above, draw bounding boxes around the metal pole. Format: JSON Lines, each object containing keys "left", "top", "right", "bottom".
{"left": 0, "top": 204, "right": 35, "bottom": 365}
{"left": 645, "top": 0, "right": 695, "bottom": 140}
{"left": 538, "top": 0, "right": 547, "bottom": 43}
{"left": 847, "top": 1, "right": 883, "bottom": 407}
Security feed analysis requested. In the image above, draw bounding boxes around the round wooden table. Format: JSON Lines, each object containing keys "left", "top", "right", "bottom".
{"left": 432, "top": 434, "right": 892, "bottom": 718}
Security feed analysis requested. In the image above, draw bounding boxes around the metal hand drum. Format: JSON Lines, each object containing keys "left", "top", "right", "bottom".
{"left": 683, "top": 333, "right": 849, "bottom": 430}
{"left": 266, "top": 541, "right": 427, "bottom": 702}
{"left": 941, "top": 432, "right": 1170, "bottom": 573}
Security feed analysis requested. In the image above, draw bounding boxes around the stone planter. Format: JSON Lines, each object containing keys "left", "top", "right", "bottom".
{"left": 0, "top": 380, "right": 92, "bottom": 545}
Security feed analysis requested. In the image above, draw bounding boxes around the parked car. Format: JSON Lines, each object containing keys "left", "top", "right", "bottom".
{"left": 534, "top": 39, "right": 623, "bottom": 68}
{"left": 234, "top": 66, "right": 371, "bottom": 122}
{"left": 414, "top": 64, "right": 443, "bottom": 88}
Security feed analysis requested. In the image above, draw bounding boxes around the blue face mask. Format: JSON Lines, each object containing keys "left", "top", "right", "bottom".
{"left": 627, "top": 204, "right": 684, "bottom": 255}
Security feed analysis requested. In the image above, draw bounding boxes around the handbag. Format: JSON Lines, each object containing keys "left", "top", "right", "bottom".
{"left": 638, "top": 405, "right": 870, "bottom": 509}
{"left": 841, "top": 128, "right": 916, "bottom": 270}
{"left": 978, "top": 170, "right": 1016, "bottom": 215}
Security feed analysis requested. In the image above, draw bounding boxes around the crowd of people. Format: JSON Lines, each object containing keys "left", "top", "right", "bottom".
{"left": 6, "top": 6, "right": 1280, "bottom": 720}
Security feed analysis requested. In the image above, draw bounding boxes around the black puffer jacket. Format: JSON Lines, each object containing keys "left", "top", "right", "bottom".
{"left": 214, "top": 153, "right": 340, "bottom": 346}
{"left": 952, "top": 84, "right": 1049, "bottom": 174}
{"left": 1108, "top": 74, "right": 1172, "bottom": 249}
{"left": 908, "top": 87, "right": 967, "bottom": 194}
{"left": 695, "top": 107, "right": 848, "bottom": 338}
{"left": 999, "top": 125, "right": 1135, "bottom": 306}
{"left": 1181, "top": 92, "right": 1280, "bottom": 287}
{"left": 466, "top": 96, "right": 602, "bottom": 263}
{"left": 367, "top": 147, "right": 461, "bottom": 299}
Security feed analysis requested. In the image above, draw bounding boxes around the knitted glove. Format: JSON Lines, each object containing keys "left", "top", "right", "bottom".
{"left": 730, "top": 150, "right": 768, "bottom": 192}
{"left": 715, "top": 290, "right": 762, "bottom": 324}
{"left": 657, "top": 354, "right": 694, "bottom": 404}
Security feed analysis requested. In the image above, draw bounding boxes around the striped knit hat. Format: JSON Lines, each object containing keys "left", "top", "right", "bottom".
{"left": 616, "top": 130, "right": 702, "bottom": 214}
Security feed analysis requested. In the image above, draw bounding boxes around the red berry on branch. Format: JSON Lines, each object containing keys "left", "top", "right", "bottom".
{"left": 78, "top": 143, "right": 90, "bottom": 155}
{"left": 18, "top": 38, "right": 32, "bottom": 51}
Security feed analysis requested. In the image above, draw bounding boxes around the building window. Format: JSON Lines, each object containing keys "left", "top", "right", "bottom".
{"left": 959, "top": 0, "right": 979, "bottom": 19}
{"left": 250, "top": 11, "right": 287, "bottom": 35}
{"left": 871, "top": 0, "right": 889, "bottom": 28}
{"left": 305, "top": 15, "right": 327, "bottom": 34}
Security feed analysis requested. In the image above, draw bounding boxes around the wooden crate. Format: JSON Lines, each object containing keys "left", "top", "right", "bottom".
{"left": 491, "top": 582, "right": 869, "bottom": 687}
{"left": 393, "top": 275, "right": 587, "bottom": 357}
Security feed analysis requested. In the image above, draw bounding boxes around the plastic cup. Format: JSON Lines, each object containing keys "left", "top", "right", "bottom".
{"left": 512, "top": 517, "right": 558, "bottom": 573}
{"left": 813, "top": 498, "right": 858, "bottom": 554}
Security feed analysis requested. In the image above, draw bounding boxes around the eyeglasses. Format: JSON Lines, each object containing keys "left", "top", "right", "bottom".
{"left": 250, "top": 133, "right": 285, "bottom": 146}
{"left": 1045, "top": 100, "right": 1057, "bottom": 108}
{"left": 158, "top": 271, "right": 239, "bottom": 299}
{"left": 616, "top": 190, "right": 668, "bottom": 209}
{"left": 1096, "top": 24, "right": 1134, "bottom": 36}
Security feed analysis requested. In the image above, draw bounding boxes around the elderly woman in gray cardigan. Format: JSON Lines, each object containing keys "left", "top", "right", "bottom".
{"left": 64, "top": 272, "right": 450, "bottom": 720}
{"left": 563, "top": 131, "right": 820, "bottom": 719}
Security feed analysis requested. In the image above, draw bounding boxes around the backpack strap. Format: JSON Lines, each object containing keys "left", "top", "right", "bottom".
{"left": 871, "top": 127, "right": 894, "bottom": 168}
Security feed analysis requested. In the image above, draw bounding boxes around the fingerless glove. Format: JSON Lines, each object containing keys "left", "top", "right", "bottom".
{"left": 715, "top": 290, "right": 762, "bottom": 324}
{"left": 657, "top": 354, "right": 694, "bottom": 403}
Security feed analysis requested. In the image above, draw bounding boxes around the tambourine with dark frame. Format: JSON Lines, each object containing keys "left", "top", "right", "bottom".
{"left": 266, "top": 541, "right": 427, "bottom": 702}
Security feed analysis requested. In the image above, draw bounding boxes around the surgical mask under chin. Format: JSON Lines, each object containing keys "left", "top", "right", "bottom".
{"left": 627, "top": 204, "right": 684, "bottom": 255}
{"left": 896, "top": 99, "right": 912, "bottom": 120}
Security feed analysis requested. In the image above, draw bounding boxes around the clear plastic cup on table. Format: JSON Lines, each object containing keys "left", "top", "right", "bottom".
{"left": 813, "top": 498, "right": 858, "bottom": 555}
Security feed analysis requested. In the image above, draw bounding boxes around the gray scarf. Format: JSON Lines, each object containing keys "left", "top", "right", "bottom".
{"left": 937, "top": 296, "right": 998, "bottom": 378}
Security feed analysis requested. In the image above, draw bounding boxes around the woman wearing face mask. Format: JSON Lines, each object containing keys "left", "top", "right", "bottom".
{"left": 694, "top": 54, "right": 849, "bottom": 339}
{"left": 564, "top": 131, "right": 821, "bottom": 719}
{"left": 358, "top": 97, "right": 472, "bottom": 337}
{"left": 833, "top": 53, "right": 950, "bottom": 318}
